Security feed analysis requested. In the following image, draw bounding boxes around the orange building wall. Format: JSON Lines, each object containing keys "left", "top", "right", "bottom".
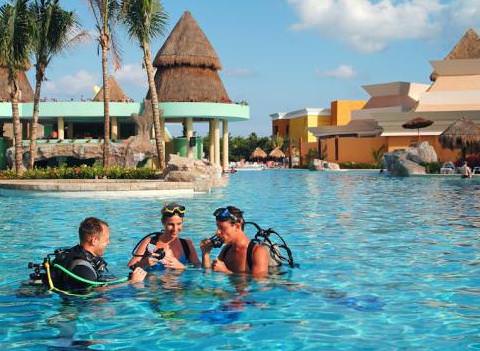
{"left": 272, "top": 119, "right": 289, "bottom": 136}
{"left": 322, "top": 137, "right": 387, "bottom": 163}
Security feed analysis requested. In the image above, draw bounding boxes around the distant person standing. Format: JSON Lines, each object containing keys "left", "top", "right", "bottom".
{"left": 461, "top": 161, "right": 472, "bottom": 178}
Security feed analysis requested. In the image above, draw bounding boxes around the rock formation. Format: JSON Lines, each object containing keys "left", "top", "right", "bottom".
{"left": 383, "top": 141, "right": 438, "bottom": 176}
{"left": 163, "top": 154, "right": 226, "bottom": 192}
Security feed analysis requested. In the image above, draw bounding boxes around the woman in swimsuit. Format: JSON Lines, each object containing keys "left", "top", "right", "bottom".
{"left": 128, "top": 203, "right": 200, "bottom": 270}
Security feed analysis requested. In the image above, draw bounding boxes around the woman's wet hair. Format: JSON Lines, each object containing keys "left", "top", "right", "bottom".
{"left": 79, "top": 217, "right": 108, "bottom": 243}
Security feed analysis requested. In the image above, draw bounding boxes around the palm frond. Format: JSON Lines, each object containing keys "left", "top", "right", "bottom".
{"left": 121, "top": 0, "right": 168, "bottom": 44}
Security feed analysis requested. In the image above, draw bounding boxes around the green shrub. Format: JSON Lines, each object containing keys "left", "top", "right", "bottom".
{"left": 419, "top": 162, "right": 441, "bottom": 174}
{"left": 0, "top": 165, "right": 159, "bottom": 180}
{"left": 339, "top": 162, "right": 379, "bottom": 169}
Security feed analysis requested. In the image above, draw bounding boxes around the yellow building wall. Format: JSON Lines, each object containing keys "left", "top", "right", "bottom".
{"left": 331, "top": 100, "right": 366, "bottom": 126}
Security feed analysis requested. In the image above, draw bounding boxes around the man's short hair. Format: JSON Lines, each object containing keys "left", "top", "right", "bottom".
{"left": 225, "top": 206, "right": 245, "bottom": 230}
{"left": 79, "top": 217, "right": 108, "bottom": 243}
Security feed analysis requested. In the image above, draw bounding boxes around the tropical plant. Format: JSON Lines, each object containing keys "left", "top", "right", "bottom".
{"left": 87, "top": 0, "right": 122, "bottom": 168}
{"left": 0, "top": 0, "right": 33, "bottom": 175}
{"left": 28, "top": 0, "right": 86, "bottom": 170}
{"left": 121, "top": 0, "right": 168, "bottom": 169}
{"left": 371, "top": 144, "right": 386, "bottom": 168}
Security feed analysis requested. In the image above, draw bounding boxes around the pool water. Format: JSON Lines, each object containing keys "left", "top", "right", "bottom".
{"left": 1, "top": 170, "right": 480, "bottom": 350}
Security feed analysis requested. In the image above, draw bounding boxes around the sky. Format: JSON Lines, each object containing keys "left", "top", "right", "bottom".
{"left": 20, "top": 0, "right": 480, "bottom": 136}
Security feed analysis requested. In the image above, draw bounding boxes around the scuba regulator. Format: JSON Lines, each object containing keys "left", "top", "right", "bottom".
{"left": 208, "top": 234, "right": 224, "bottom": 248}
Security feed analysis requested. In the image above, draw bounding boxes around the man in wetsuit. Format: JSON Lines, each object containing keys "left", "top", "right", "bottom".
{"left": 200, "top": 206, "right": 269, "bottom": 277}
{"left": 52, "top": 217, "right": 146, "bottom": 291}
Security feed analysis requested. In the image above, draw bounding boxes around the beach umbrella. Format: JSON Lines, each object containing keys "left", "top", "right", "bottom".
{"left": 269, "top": 147, "right": 286, "bottom": 159}
{"left": 402, "top": 117, "right": 434, "bottom": 142}
{"left": 250, "top": 147, "right": 267, "bottom": 160}
{"left": 439, "top": 117, "right": 480, "bottom": 160}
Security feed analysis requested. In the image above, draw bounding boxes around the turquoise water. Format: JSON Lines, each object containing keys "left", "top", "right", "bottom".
{"left": 1, "top": 170, "right": 480, "bottom": 350}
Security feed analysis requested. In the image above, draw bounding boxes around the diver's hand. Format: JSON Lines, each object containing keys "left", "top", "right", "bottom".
{"left": 212, "top": 259, "right": 231, "bottom": 274}
{"left": 200, "top": 238, "right": 214, "bottom": 254}
{"left": 143, "top": 252, "right": 162, "bottom": 267}
{"left": 129, "top": 267, "right": 147, "bottom": 283}
{"left": 161, "top": 247, "right": 185, "bottom": 270}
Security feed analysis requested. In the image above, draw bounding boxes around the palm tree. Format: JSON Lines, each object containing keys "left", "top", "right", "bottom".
{"left": 0, "top": 0, "right": 33, "bottom": 175}
{"left": 29, "top": 0, "right": 86, "bottom": 170}
{"left": 87, "top": 0, "right": 122, "bottom": 168}
{"left": 121, "top": 0, "right": 167, "bottom": 170}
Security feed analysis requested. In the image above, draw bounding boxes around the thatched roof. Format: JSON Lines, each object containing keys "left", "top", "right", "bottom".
{"left": 250, "top": 147, "right": 267, "bottom": 159}
{"left": 269, "top": 147, "right": 286, "bottom": 159}
{"left": 402, "top": 117, "right": 433, "bottom": 129}
{"left": 431, "top": 29, "right": 480, "bottom": 81}
{"left": 0, "top": 67, "right": 34, "bottom": 102}
{"left": 93, "top": 76, "right": 131, "bottom": 102}
{"left": 148, "top": 66, "right": 230, "bottom": 103}
{"left": 439, "top": 117, "right": 480, "bottom": 151}
{"left": 153, "top": 11, "right": 221, "bottom": 70}
{"left": 150, "top": 11, "right": 230, "bottom": 103}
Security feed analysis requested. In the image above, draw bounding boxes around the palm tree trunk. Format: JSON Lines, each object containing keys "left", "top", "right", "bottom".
{"left": 143, "top": 42, "right": 165, "bottom": 170}
{"left": 9, "top": 80, "right": 23, "bottom": 175}
{"left": 29, "top": 65, "right": 44, "bottom": 170}
{"left": 101, "top": 42, "right": 110, "bottom": 168}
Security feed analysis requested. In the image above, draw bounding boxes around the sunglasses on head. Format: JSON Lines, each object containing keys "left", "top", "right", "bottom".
{"left": 162, "top": 205, "right": 186, "bottom": 217}
{"left": 213, "top": 207, "right": 240, "bottom": 222}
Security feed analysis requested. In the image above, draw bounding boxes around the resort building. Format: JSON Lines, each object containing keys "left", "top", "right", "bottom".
{"left": 270, "top": 100, "right": 366, "bottom": 165}
{"left": 0, "top": 11, "right": 249, "bottom": 170}
{"left": 272, "top": 29, "right": 480, "bottom": 165}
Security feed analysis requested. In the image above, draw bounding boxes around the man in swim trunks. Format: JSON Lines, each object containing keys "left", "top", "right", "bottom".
{"left": 200, "top": 206, "right": 269, "bottom": 277}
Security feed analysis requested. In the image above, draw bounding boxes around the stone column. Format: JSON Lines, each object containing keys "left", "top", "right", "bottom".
{"left": 57, "top": 117, "right": 64, "bottom": 140}
{"left": 185, "top": 117, "right": 194, "bottom": 159}
{"left": 67, "top": 122, "right": 74, "bottom": 139}
{"left": 214, "top": 119, "right": 220, "bottom": 167}
{"left": 209, "top": 119, "right": 214, "bottom": 164}
{"left": 111, "top": 117, "right": 118, "bottom": 140}
{"left": 222, "top": 119, "right": 229, "bottom": 170}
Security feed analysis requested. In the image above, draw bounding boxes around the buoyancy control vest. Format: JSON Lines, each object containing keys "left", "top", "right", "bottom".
{"left": 50, "top": 245, "right": 108, "bottom": 291}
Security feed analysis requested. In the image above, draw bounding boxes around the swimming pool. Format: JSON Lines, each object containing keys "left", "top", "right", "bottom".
{"left": 1, "top": 170, "right": 479, "bottom": 350}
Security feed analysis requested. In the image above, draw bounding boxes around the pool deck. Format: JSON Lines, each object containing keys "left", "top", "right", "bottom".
{"left": 0, "top": 179, "right": 195, "bottom": 194}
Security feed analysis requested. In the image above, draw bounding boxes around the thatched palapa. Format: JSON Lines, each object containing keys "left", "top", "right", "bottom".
{"left": 439, "top": 117, "right": 480, "bottom": 158}
{"left": 269, "top": 147, "right": 286, "bottom": 159}
{"left": 150, "top": 11, "right": 230, "bottom": 103}
{"left": 93, "top": 76, "right": 131, "bottom": 102}
{"left": 250, "top": 147, "right": 267, "bottom": 159}
{"left": 0, "top": 67, "right": 34, "bottom": 102}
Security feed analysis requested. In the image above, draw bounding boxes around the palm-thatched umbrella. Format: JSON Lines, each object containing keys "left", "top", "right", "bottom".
{"left": 250, "top": 147, "right": 267, "bottom": 161}
{"left": 269, "top": 146, "right": 285, "bottom": 160}
{"left": 439, "top": 117, "right": 480, "bottom": 160}
{"left": 149, "top": 11, "right": 230, "bottom": 104}
{"left": 402, "top": 117, "right": 433, "bottom": 142}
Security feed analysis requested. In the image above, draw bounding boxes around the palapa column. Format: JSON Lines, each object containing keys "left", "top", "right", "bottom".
{"left": 57, "top": 117, "right": 64, "bottom": 140}
{"left": 222, "top": 119, "right": 229, "bottom": 170}
{"left": 185, "top": 117, "right": 194, "bottom": 159}
{"left": 213, "top": 119, "right": 220, "bottom": 167}
{"left": 209, "top": 119, "right": 214, "bottom": 164}
{"left": 111, "top": 117, "right": 118, "bottom": 140}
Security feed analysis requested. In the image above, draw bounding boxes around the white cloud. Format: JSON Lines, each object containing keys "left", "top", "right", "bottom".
{"left": 317, "top": 64, "right": 356, "bottom": 79}
{"left": 114, "top": 63, "right": 147, "bottom": 88}
{"left": 43, "top": 70, "right": 98, "bottom": 97}
{"left": 288, "top": 0, "right": 446, "bottom": 52}
{"left": 224, "top": 68, "right": 257, "bottom": 78}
